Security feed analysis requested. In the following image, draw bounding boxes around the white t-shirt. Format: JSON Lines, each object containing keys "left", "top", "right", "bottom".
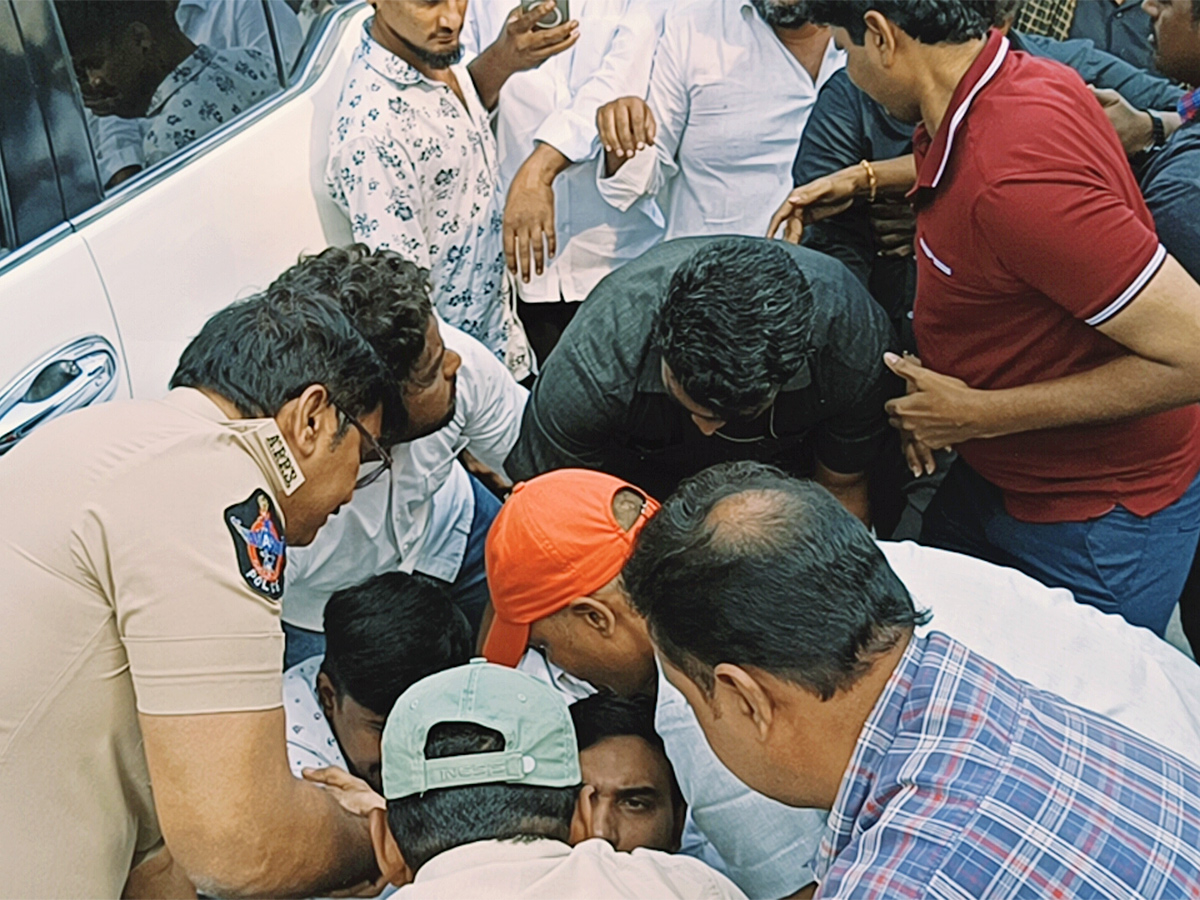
{"left": 393, "top": 837, "right": 745, "bottom": 899}
{"left": 284, "top": 321, "right": 527, "bottom": 630}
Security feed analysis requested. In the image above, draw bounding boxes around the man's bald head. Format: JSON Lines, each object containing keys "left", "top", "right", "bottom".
{"left": 624, "top": 462, "right": 929, "bottom": 700}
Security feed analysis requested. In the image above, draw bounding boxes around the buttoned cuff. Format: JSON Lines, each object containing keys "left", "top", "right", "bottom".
{"left": 595, "top": 147, "right": 655, "bottom": 212}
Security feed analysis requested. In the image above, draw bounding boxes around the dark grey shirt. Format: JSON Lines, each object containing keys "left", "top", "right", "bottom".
{"left": 1068, "top": 0, "right": 1161, "bottom": 77}
{"left": 1142, "top": 117, "right": 1200, "bottom": 283}
{"left": 506, "top": 238, "right": 898, "bottom": 500}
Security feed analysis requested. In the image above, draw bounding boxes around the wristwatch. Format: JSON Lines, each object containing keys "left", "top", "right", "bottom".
{"left": 1147, "top": 110, "right": 1167, "bottom": 149}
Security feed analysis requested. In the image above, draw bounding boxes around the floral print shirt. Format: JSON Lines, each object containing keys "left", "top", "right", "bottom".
{"left": 326, "top": 24, "right": 508, "bottom": 359}
{"left": 142, "top": 44, "right": 277, "bottom": 166}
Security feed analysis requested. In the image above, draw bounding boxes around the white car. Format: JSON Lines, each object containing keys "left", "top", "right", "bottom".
{"left": 0, "top": 0, "right": 368, "bottom": 453}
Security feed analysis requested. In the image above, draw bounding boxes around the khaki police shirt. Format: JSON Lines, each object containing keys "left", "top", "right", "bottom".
{"left": 0, "top": 388, "right": 304, "bottom": 898}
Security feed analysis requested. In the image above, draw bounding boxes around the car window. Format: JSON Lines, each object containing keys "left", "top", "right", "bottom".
{"left": 53, "top": 0, "right": 292, "bottom": 192}
{"left": 0, "top": 0, "right": 68, "bottom": 250}
{"left": 288, "top": 0, "right": 347, "bottom": 81}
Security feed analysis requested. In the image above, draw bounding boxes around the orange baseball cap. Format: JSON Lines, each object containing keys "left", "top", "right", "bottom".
{"left": 482, "top": 469, "right": 659, "bottom": 667}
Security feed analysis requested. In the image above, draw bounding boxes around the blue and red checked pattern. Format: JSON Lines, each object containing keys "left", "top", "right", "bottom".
{"left": 813, "top": 633, "right": 1200, "bottom": 899}
{"left": 1179, "top": 88, "right": 1199, "bottom": 125}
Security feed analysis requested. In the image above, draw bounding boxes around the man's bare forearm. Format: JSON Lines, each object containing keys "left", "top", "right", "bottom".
{"left": 976, "top": 353, "right": 1200, "bottom": 439}
{"left": 522, "top": 141, "right": 572, "bottom": 184}
{"left": 467, "top": 46, "right": 509, "bottom": 110}
{"left": 187, "top": 782, "right": 375, "bottom": 899}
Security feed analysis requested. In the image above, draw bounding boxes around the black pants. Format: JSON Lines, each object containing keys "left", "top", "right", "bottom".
{"left": 518, "top": 298, "right": 581, "bottom": 368}
{"left": 1176, "top": 551, "right": 1200, "bottom": 660}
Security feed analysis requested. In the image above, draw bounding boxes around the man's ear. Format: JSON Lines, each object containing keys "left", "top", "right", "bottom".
{"left": 276, "top": 384, "right": 335, "bottom": 463}
{"left": 712, "top": 663, "right": 775, "bottom": 741}
{"left": 369, "top": 807, "right": 413, "bottom": 888}
{"left": 567, "top": 596, "right": 617, "bottom": 638}
{"left": 316, "top": 670, "right": 338, "bottom": 720}
{"left": 863, "top": 10, "right": 898, "bottom": 66}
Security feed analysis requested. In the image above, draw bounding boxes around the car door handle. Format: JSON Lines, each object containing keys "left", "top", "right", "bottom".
{"left": 0, "top": 336, "right": 119, "bottom": 455}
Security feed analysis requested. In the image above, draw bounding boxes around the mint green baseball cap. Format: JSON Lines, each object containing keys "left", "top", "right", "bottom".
{"left": 381, "top": 658, "right": 582, "bottom": 801}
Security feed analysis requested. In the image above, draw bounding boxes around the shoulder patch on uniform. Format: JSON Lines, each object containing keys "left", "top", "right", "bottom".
{"left": 225, "top": 489, "right": 286, "bottom": 599}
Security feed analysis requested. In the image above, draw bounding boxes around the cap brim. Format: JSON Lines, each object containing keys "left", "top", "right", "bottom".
{"left": 481, "top": 615, "right": 531, "bottom": 668}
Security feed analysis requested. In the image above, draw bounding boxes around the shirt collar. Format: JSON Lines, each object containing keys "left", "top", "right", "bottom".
{"left": 912, "top": 29, "right": 1010, "bottom": 192}
{"left": 161, "top": 387, "right": 306, "bottom": 498}
{"left": 635, "top": 352, "right": 814, "bottom": 395}
{"left": 1179, "top": 87, "right": 1200, "bottom": 126}
{"left": 146, "top": 44, "right": 216, "bottom": 117}
{"left": 415, "top": 838, "right": 571, "bottom": 883}
{"left": 359, "top": 18, "right": 439, "bottom": 87}
{"left": 813, "top": 633, "right": 926, "bottom": 881}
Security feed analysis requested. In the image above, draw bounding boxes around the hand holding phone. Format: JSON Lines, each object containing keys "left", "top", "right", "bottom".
{"left": 520, "top": 0, "right": 570, "bottom": 29}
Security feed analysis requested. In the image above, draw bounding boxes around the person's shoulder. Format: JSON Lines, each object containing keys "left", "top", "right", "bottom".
{"left": 620, "top": 844, "right": 747, "bottom": 898}
{"left": 981, "top": 49, "right": 1097, "bottom": 135}
{"left": 1147, "top": 123, "right": 1200, "bottom": 182}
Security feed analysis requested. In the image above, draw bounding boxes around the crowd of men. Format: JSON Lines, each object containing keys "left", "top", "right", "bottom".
{"left": 5, "top": 0, "right": 1200, "bottom": 897}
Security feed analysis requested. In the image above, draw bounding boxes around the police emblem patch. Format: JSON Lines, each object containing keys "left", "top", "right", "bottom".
{"left": 225, "top": 489, "right": 286, "bottom": 598}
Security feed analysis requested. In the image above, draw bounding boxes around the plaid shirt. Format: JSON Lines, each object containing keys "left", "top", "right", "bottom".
{"left": 1013, "top": 0, "right": 1077, "bottom": 41}
{"left": 814, "top": 633, "right": 1200, "bottom": 899}
{"left": 1180, "top": 87, "right": 1200, "bottom": 125}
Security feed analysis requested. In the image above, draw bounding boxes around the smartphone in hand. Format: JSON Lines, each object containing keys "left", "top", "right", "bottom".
{"left": 520, "top": 0, "right": 569, "bottom": 29}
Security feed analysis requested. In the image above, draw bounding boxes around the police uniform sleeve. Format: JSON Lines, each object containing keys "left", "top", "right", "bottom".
{"left": 103, "top": 448, "right": 285, "bottom": 715}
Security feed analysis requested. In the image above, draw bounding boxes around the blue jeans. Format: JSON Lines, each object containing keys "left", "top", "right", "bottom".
{"left": 282, "top": 474, "right": 502, "bottom": 669}
{"left": 920, "top": 460, "right": 1200, "bottom": 636}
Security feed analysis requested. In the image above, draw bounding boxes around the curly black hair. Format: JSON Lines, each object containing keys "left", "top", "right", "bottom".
{"left": 654, "top": 238, "right": 813, "bottom": 420}
{"left": 270, "top": 245, "right": 435, "bottom": 442}
{"left": 807, "top": 0, "right": 1001, "bottom": 44}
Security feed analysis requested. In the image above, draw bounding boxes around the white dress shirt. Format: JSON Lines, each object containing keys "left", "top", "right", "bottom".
{"left": 392, "top": 837, "right": 746, "bottom": 900}
{"left": 655, "top": 541, "right": 1200, "bottom": 899}
{"left": 596, "top": 0, "right": 844, "bottom": 241}
{"left": 283, "top": 322, "right": 527, "bottom": 631}
{"left": 461, "top": 0, "right": 667, "bottom": 303}
{"left": 328, "top": 23, "right": 510, "bottom": 357}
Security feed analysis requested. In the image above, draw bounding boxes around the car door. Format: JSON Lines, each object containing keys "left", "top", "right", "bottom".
{"left": 0, "top": 0, "right": 126, "bottom": 455}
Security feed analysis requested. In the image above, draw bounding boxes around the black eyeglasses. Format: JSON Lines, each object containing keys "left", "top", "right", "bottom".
{"left": 335, "top": 404, "right": 393, "bottom": 490}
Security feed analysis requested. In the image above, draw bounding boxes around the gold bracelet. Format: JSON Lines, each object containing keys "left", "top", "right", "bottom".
{"left": 859, "top": 158, "right": 878, "bottom": 203}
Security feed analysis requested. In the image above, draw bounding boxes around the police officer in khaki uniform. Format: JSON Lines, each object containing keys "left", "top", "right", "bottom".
{"left": 0, "top": 289, "right": 394, "bottom": 898}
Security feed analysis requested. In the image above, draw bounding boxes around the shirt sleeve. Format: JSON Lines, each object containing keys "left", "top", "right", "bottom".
{"left": 973, "top": 171, "right": 1165, "bottom": 326}
{"left": 595, "top": 8, "right": 687, "bottom": 211}
{"left": 106, "top": 454, "right": 284, "bottom": 716}
{"left": 1142, "top": 141, "right": 1200, "bottom": 285}
{"left": 1019, "top": 34, "right": 1184, "bottom": 112}
{"left": 812, "top": 265, "right": 900, "bottom": 475}
{"left": 812, "top": 371, "right": 896, "bottom": 475}
{"left": 330, "top": 135, "right": 432, "bottom": 268}
{"left": 795, "top": 75, "right": 877, "bottom": 288}
{"left": 533, "top": 1, "right": 664, "bottom": 163}
{"left": 451, "top": 324, "right": 529, "bottom": 475}
{"left": 504, "top": 304, "right": 636, "bottom": 481}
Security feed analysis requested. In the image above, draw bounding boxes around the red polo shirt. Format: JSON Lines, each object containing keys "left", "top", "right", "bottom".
{"left": 911, "top": 29, "right": 1200, "bottom": 523}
